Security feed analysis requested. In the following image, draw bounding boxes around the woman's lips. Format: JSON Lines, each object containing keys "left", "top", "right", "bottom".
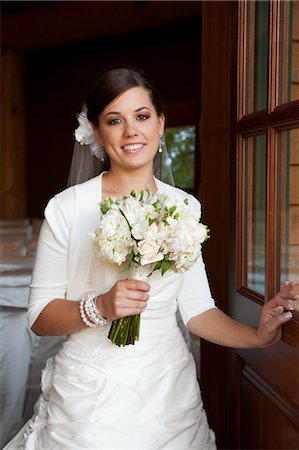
{"left": 122, "top": 143, "right": 145, "bottom": 153}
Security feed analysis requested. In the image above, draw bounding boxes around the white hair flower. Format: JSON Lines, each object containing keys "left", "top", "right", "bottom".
{"left": 74, "top": 111, "right": 102, "bottom": 159}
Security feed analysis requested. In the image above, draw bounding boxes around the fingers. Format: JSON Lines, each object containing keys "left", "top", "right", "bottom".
{"left": 267, "top": 294, "right": 296, "bottom": 311}
{"left": 278, "top": 280, "right": 298, "bottom": 300}
{"left": 123, "top": 279, "right": 151, "bottom": 292}
{"left": 267, "top": 311, "right": 293, "bottom": 332}
{"left": 258, "top": 310, "right": 293, "bottom": 346}
{"left": 100, "top": 280, "right": 150, "bottom": 320}
{"left": 268, "top": 305, "right": 284, "bottom": 317}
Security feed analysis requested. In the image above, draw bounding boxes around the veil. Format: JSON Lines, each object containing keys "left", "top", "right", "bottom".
{"left": 67, "top": 140, "right": 102, "bottom": 187}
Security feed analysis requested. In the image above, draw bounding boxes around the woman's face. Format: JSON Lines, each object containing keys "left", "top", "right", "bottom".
{"left": 95, "top": 86, "right": 164, "bottom": 173}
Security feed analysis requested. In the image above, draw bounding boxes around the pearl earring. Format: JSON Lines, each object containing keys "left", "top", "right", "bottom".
{"left": 158, "top": 136, "right": 164, "bottom": 153}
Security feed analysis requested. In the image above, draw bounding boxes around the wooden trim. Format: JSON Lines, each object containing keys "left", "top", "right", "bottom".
{"left": 277, "top": 131, "right": 287, "bottom": 289}
{"left": 237, "top": 286, "right": 264, "bottom": 306}
{"left": 237, "top": 101, "right": 299, "bottom": 133}
{"left": 247, "top": 1, "right": 255, "bottom": 115}
{"left": 268, "top": 0, "right": 279, "bottom": 111}
{"left": 237, "top": 110, "right": 267, "bottom": 134}
{"left": 265, "top": 126, "right": 278, "bottom": 300}
{"left": 237, "top": 0, "right": 246, "bottom": 119}
{"left": 236, "top": 133, "right": 246, "bottom": 291}
{"left": 275, "top": 0, "right": 292, "bottom": 107}
{"left": 269, "top": 101, "right": 299, "bottom": 129}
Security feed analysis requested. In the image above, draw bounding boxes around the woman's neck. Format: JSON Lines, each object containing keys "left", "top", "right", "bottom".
{"left": 102, "top": 169, "right": 157, "bottom": 199}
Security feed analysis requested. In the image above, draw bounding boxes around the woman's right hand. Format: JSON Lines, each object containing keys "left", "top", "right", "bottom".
{"left": 97, "top": 280, "right": 150, "bottom": 320}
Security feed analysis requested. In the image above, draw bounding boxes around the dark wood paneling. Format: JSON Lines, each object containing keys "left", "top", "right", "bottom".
{"left": 0, "top": 49, "right": 27, "bottom": 219}
{"left": 1, "top": 1, "right": 202, "bottom": 51}
{"left": 237, "top": 358, "right": 299, "bottom": 449}
{"left": 200, "top": 2, "right": 238, "bottom": 448}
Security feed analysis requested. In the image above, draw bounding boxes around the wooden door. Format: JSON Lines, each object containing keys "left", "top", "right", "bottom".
{"left": 231, "top": 1, "right": 299, "bottom": 448}
{"left": 200, "top": 1, "right": 299, "bottom": 448}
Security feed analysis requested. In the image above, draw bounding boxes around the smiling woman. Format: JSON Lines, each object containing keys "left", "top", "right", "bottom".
{"left": 4, "top": 65, "right": 296, "bottom": 450}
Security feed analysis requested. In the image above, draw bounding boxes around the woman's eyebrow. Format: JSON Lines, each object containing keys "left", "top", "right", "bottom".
{"left": 104, "top": 106, "right": 151, "bottom": 117}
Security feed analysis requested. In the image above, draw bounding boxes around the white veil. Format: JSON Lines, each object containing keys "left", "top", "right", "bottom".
{"left": 67, "top": 140, "right": 103, "bottom": 187}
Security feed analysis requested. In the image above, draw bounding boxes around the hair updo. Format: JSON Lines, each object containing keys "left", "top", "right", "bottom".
{"left": 86, "top": 65, "right": 165, "bottom": 126}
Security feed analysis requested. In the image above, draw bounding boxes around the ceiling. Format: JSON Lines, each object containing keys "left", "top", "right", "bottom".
{"left": 1, "top": 1, "right": 202, "bottom": 52}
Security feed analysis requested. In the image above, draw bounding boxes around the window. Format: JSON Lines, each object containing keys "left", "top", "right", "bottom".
{"left": 237, "top": 0, "right": 299, "bottom": 313}
{"left": 163, "top": 125, "right": 196, "bottom": 189}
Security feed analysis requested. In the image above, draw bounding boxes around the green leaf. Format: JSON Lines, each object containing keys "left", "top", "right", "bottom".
{"left": 119, "top": 251, "right": 134, "bottom": 273}
{"left": 184, "top": 198, "right": 189, "bottom": 205}
{"left": 100, "top": 203, "right": 110, "bottom": 214}
{"left": 153, "top": 260, "right": 163, "bottom": 271}
{"left": 131, "top": 190, "right": 136, "bottom": 198}
{"left": 161, "top": 259, "right": 171, "bottom": 275}
{"left": 169, "top": 206, "right": 177, "bottom": 216}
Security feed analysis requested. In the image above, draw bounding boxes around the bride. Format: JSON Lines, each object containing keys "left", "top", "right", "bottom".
{"left": 4, "top": 66, "right": 296, "bottom": 450}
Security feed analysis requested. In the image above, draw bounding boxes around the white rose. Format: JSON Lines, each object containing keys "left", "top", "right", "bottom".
{"left": 138, "top": 239, "right": 164, "bottom": 265}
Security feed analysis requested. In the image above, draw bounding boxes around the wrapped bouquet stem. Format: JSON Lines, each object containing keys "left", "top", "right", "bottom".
{"left": 90, "top": 189, "right": 209, "bottom": 347}
{"left": 108, "top": 264, "right": 151, "bottom": 347}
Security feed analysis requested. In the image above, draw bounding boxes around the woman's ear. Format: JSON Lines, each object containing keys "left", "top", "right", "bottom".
{"left": 92, "top": 125, "right": 102, "bottom": 144}
{"left": 158, "top": 114, "right": 165, "bottom": 136}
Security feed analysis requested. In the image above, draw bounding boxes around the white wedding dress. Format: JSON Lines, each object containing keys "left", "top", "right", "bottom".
{"left": 4, "top": 174, "right": 217, "bottom": 450}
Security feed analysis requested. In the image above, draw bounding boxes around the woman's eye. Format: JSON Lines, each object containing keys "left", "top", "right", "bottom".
{"left": 108, "top": 118, "right": 122, "bottom": 125}
{"left": 137, "top": 114, "right": 150, "bottom": 121}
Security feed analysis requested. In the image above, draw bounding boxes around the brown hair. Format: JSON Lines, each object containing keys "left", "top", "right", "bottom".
{"left": 86, "top": 65, "right": 165, "bottom": 126}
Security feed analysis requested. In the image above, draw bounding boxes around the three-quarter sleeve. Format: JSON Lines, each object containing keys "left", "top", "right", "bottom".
{"left": 27, "top": 194, "right": 73, "bottom": 328}
{"left": 176, "top": 193, "right": 217, "bottom": 326}
{"left": 177, "top": 256, "right": 217, "bottom": 326}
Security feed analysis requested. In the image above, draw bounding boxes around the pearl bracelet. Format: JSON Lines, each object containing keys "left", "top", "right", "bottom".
{"left": 79, "top": 292, "right": 108, "bottom": 328}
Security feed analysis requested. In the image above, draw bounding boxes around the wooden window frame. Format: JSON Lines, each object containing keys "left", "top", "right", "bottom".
{"left": 236, "top": 0, "right": 299, "bottom": 344}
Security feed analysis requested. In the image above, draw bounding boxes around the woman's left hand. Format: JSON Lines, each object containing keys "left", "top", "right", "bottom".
{"left": 257, "top": 281, "right": 298, "bottom": 346}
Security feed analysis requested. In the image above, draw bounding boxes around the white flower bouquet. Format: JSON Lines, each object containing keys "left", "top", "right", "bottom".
{"left": 90, "top": 189, "right": 209, "bottom": 347}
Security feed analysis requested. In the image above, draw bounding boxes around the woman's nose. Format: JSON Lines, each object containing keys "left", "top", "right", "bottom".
{"left": 123, "top": 121, "right": 139, "bottom": 137}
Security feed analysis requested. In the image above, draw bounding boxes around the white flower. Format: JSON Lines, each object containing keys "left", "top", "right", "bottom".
{"left": 138, "top": 239, "right": 164, "bottom": 265}
{"left": 90, "top": 209, "right": 133, "bottom": 265}
{"left": 197, "top": 223, "right": 209, "bottom": 243}
{"left": 90, "top": 190, "right": 209, "bottom": 275}
{"left": 75, "top": 112, "right": 95, "bottom": 146}
{"left": 74, "top": 112, "right": 102, "bottom": 159}
{"left": 120, "top": 198, "right": 149, "bottom": 240}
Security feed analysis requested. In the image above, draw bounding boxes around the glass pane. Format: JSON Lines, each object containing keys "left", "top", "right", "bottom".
{"left": 278, "top": 129, "right": 299, "bottom": 293}
{"left": 163, "top": 126, "right": 196, "bottom": 189}
{"left": 278, "top": 1, "right": 299, "bottom": 104}
{"left": 244, "top": 134, "right": 266, "bottom": 295}
{"left": 253, "top": 1, "right": 269, "bottom": 111}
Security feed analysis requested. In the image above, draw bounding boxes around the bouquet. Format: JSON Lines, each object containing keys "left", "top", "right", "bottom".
{"left": 90, "top": 189, "right": 209, "bottom": 347}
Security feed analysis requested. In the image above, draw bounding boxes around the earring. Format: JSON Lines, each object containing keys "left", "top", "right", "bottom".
{"left": 158, "top": 136, "right": 164, "bottom": 153}
{"left": 98, "top": 143, "right": 106, "bottom": 163}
